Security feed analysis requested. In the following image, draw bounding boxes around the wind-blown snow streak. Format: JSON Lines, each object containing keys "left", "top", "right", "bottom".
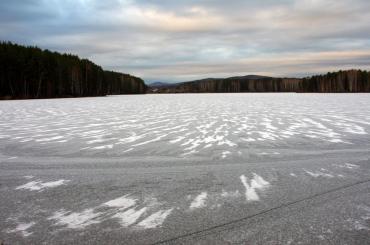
{"left": 112, "top": 207, "right": 147, "bottom": 227}
{"left": 333, "top": 163, "right": 359, "bottom": 169}
{"left": 48, "top": 209, "right": 101, "bottom": 229}
{"left": 16, "top": 179, "right": 70, "bottom": 191}
{"left": 47, "top": 193, "right": 174, "bottom": 230}
{"left": 240, "top": 173, "right": 270, "bottom": 201}
{"left": 189, "top": 192, "right": 208, "bottom": 210}
{"left": 136, "top": 208, "right": 173, "bottom": 229}
{"left": 221, "top": 190, "right": 241, "bottom": 198}
{"left": 304, "top": 169, "right": 334, "bottom": 178}
{"left": 103, "top": 195, "right": 137, "bottom": 209}
{"left": 7, "top": 222, "right": 35, "bottom": 237}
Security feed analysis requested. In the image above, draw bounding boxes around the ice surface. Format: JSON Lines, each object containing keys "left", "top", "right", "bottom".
{"left": 1, "top": 94, "right": 370, "bottom": 243}
{"left": 0, "top": 94, "right": 369, "bottom": 158}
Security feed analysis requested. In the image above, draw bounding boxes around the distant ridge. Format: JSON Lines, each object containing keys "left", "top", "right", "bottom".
{"left": 147, "top": 82, "right": 178, "bottom": 88}
{"left": 228, "top": 75, "right": 272, "bottom": 80}
{"left": 148, "top": 70, "right": 370, "bottom": 93}
{"left": 182, "top": 75, "right": 271, "bottom": 84}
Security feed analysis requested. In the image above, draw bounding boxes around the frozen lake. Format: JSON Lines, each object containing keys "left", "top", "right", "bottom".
{"left": 1, "top": 94, "right": 370, "bottom": 244}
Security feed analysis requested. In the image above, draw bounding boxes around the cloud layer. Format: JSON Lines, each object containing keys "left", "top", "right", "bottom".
{"left": 1, "top": 0, "right": 370, "bottom": 82}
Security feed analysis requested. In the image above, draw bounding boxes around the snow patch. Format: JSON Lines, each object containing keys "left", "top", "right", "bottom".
{"left": 7, "top": 222, "right": 35, "bottom": 237}
{"left": 190, "top": 192, "right": 208, "bottom": 210}
{"left": 136, "top": 208, "right": 173, "bottom": 229}
{"left": 257, "top": 152, "right": 280, "bottom": 156}
{"left": 221, "top": 190, "right": 241, "bottom": 198}
{"left": 353, "top": 221, "right": 370, "bottom": 231}
{"left": 221, "top": 151, "right": 231, "bottom": 159}
{"left": 103, "top": 195, "right": 137, "bottom": 209}
{"left": 240, "top": 173, "right": 270, "bottom": 201}
{"left": 304, "top": 169, "right": 334, "bottom": 178}
{"left": 170, "top": 136, "right": 186, "bottom": 144}
{"left": 48, "top": 209, "right": 101, "bottom": 229}
{"left": 334, "top": 163, "right": 359, "bottom": 169}
{"left": 92, "top": 144, "right": 113, "bottom": 150}
{"left": 16, "top": 179, "right": 70, "bottom": 191}
{"left": 36, "top": 136, "right": 64, "bottom": 142}
{"left": 112, "top": 207, "right": 147, "bottom": 227}
{"left": 122, "top": 147, "right": 134, "bottom": 153}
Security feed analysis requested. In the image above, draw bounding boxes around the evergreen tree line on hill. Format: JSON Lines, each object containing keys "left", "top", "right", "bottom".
{"left": 2, "top": 42, "right": 369, "bottom": 98}
{"left": 150, "top": 70, "right": 370, "bottom": 93}
{"left": 0, "top": 42, "right": 146, "bottom": 99}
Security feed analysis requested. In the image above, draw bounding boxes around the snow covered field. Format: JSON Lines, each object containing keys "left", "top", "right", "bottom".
{"left": 1, "top": 94, "right": 370, "bottom": 244}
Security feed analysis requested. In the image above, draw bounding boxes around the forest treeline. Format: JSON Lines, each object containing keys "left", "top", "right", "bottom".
{"left": 302, "top": 70, "right": 370, "bottom": 92}
{"left": 2, "top": 41, "right": 369, "bottom": 98}
{"left": 150, "top": 70, "right": 370, "bottom": 93}
{"left": 0, "top": 42, "right": 146, "bottom": 99}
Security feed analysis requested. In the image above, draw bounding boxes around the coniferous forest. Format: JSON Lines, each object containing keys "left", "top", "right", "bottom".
{"left": 2, "top": 42, "right": 370, "bottom": 98}
{"left": 0, "top": 42, "right": 146, "bottom": 99}
{"left": 149, "top": 70, "right": 370, "bottom": 93}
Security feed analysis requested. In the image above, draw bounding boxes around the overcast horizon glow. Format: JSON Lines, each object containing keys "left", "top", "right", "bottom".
{"left": 1, "top": 0, "right": 370, "bottom": 83}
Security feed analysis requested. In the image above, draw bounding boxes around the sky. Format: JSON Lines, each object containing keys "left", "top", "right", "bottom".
{"left": 1, "top": 0, "right": 370, "bottom": 83}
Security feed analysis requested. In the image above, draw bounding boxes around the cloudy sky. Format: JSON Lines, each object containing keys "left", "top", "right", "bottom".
{"left": 1, "top": 0, "right": 370, "bottom": 83}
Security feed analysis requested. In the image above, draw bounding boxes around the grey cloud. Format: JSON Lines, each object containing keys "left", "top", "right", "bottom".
{"left": 0, "top": 0, "right": 370, "bottom": 82}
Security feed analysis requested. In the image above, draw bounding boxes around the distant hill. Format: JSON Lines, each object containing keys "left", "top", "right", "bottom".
{"left": 190, "top": 75, "right": 271, "bottom": 83}
{"left": 148, "top": 82, "right": 177, "bottom": 88}
{"left": 149, "top": 70, "right": 370, "bottom": 93}
{"left": 0, "top": 41, "right": 147, "bottom": 99}
{"left": 228, "top": 75, "right": 272, "bottom": 80}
